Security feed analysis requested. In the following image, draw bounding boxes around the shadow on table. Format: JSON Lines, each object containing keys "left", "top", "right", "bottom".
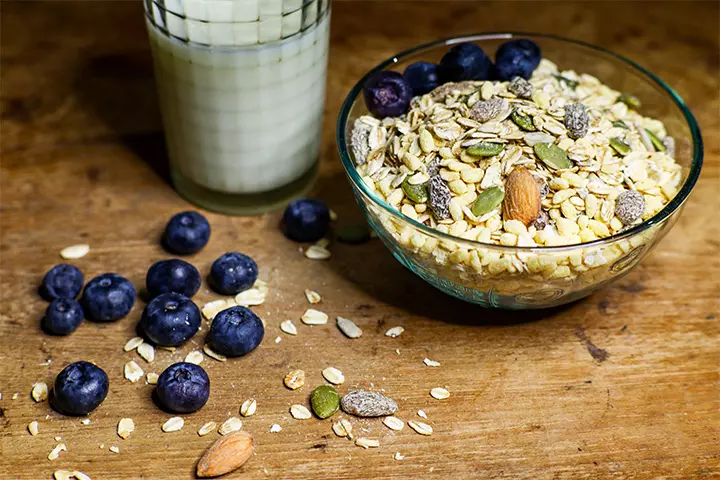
{"left": 73, "top": 52, "right": 170, "bottom": 185}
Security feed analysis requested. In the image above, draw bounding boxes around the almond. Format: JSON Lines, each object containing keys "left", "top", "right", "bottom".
{"left": 502, "top": 168, "right": 540, "bottom": 226}
{"left": 196, "top": 431, "right": 254, "bottom": 478}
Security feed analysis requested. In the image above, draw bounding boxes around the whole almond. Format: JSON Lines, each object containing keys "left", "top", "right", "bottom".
{"left": 196, "top": 431, "right": 254, "bottom": 478}
{"left": 502, "top": 168, "right": 541, "bottom": 226}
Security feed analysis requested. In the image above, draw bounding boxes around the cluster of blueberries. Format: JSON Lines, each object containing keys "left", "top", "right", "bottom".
{"left": 45, "top": 198, "right": 332, "bottom": 417}
{"left": 363, "top": 39, "right": 542, "bottom": 118}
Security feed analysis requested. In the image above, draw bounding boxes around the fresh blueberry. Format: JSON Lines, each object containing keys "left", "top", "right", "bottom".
{"left": 437, "top": 43, "right": 494, "bottom": 83}
{"left": 362, "top": 71, "right": 412, "bottom": 118}
{"left": 162, "top": 211, "right": 211, "bottom": 255}
{"left": 403, "top": 61, "right": 439, "bottom": 96}
{"left": 494, "top": 39, "right": 542, "bottom": 81}
{"left": 210, "top": 252, "right": 258, "bottom": 295}
{"left": 140, "top": 292, "right": 201, "bottom": 347}
{"left": 282, "top": 198, "right": 330, "bottom": 243}
{"left": 40, "top": 264, "right": 84, "bottom": 301}
{"left": 156, "top": 362, "right": 209, "bottom": 413}
{"left": 207, "top": 306, "right": 264, "bottom": 357}
{"left": 42, "top": 298, "right": 84, "bottom": 335}
{"left": 52, "top": 361, "right": 109, "bottom": 416}
{"left": 81, "top": 273, "right": 136, "bottom": 322}
{"left": 146, "top": 259, "right": 201, "bottom": 299}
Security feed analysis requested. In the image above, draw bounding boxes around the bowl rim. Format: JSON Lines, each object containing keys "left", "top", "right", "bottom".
{"left": 336, "top": 32, "right": 704, "bottom": 253}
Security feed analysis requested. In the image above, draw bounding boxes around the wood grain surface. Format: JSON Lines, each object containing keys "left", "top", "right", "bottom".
{"left": 1, "top": 1, "right": 718, "bottom": 479}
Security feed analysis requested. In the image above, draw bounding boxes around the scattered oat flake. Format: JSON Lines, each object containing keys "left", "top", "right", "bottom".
{"left": 55, "top": 436, "right": 62, "bottom": 441}
{"left": 408, "top": 420, "right": 433, "bottom": 436}
{"left": 430, "top": 387, "right": 450, "bottom": 400}
{"left": 417, "top": 410, "right": 428, "bottom": 419}
{"left": 423, "top": 358, "right": 441, "bottom": 367}
{"left": 32, "top": 382, "right": 48, "bottom": 402}
{"left": 117, "top": 418, "right": 135, "bottom": 439}
{"left": 48, "top": 443, "right": 67, "bottom": 460}
{"left": 81, "top": 418, "right": 91, "bottom": 425}
{"left": 203, "top": 344, "right": 227, "bottom": 362}
{"left": 280, "top": 320, "right": 297, "bottom": 335}
{"left": 146, "top": 372, "right": 159, "bottom": 384}
{"left": 123, "top": 337, "right": 144, "bottom": 352}
{"left": 274, "top": 336, "right": 282, "bottom": 343}
{"left": 198, "top": 421, "right": 217, "bottom": 436}
{"left": 162, "top": 417, "right": 184, "bottom": 433}
{"left": 284, "top": 369, "right": 305, "bottom": 390}
{"left": 301, "top": 308, "right": 328, "bottom": 325}
{"left": 269, "top": 424, "right": 282, "bottom": 433}
{"left": 395, "top": 349, "right": 401, "bottom": 355}
{"left": 355, "top": 437, "right": 380, "bottom": 449}
{"left": 304, "top": 245, "right": 331, "bottom": 260}
{"left": 304, "top": 289, "right": 322, "bottom": 304}
{"left": 109, "top": 445, "right": 120, "bottom": 454}
{"left": 72, "top": 472, "right": 91, "bottom": 480}
{"left": 290, "top": 404, "right": 312, "bottom": 420}
{"left": 394, "top": 452, "right": 405, "bottom": 461}
{"left": 201, "top": 299, "right": 232, "bottom": 321}
{"left": 158, "top": 346, "right": 176, "bottom": 352}
{"left": 383, "top": 416, "right": 404, "bottom": 431}
{"left": 137, "top": 342, "right": 155, "bottom": 363}
{"left": 240, "top": 399, "right": 257, "bottom": 417}
{"left": 235, "top": 288, "right": 266, "bottom": 307}
{"left": 124, "top": 360, "right": 144, "bottom": 383}
{"left": 385, "top": 326, "right": 405, "bottom": 338}
{"left": 219, "top": 417, "right": 243, "bottom": 435}
{"left": 185, "top": 350, "right": 204, "bottom": 365}
{"left": 332, "top": 419, "right": 353, "bottom": 439}
{"left": 322, "top": 367, "right": 345, "bottom": 385}
{"left": 28, "top": 421, "right": 39, "bottom": 436}
{"left": 336, "top": 316, "right": 363, "bottom": 338}
{"left": 60, "top": 244, "right": 89, "bottom": 259}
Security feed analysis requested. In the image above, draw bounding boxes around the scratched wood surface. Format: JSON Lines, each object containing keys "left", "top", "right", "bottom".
{"left": 1, "top": 1, "right": 718, "bottom": 479}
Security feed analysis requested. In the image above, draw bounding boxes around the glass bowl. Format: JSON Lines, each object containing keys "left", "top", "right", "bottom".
{"left": 336, "top": 33, "right": 702, "bottom": 309}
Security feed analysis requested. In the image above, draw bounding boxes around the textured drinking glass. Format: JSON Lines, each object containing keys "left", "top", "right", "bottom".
{"left": 144, "top": 0, "right": 330, "bottom": 214}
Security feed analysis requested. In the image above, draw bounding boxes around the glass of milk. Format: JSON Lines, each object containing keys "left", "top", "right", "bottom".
{"left": 143, "top": 0, "right": 330, "bottom": 214}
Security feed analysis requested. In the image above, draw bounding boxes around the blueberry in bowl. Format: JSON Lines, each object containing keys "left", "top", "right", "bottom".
{"left": 140, "top": 292, "right": 201, "bottom": 347}
{"left": 40, "top": 264, "right": 84, "bottom": 301}
{"left": 362, "top": 71, "right": 412, "bottom": 118}
{"left": 162, "top": 211, "right": 211, "bottom": 255}
{"left": 42, "top": 298, "right": 84, "bottom": 335}
{"left": 207, "top": 306, "right": 264, "bottom": 357}
{"left": 437, "top": 42, "right": 494, "bottom": 82}
{"left": 156, "top": 362, "right": 209, "bottom": 413}
{"left": 404, "top": 61, "right": 439, "bottom": 96}
{"left": 210, "top": 252, "right": 258, "bottom": 295}
{"left": 52, "top": 361, "right": 109, "bottom": 416}
{"left": 494, "top": 38, "right": 542, "bottom": 80}
{"left": 282, "top": 198, "right": 330, "bottom": 243}
{"left": 146, "top": 259, "right": 201, "bottom": 299}
{"left": 81, "top": 273, "right": 136, "bottom": 322}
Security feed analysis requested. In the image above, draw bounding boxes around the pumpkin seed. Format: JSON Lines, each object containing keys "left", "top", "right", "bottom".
{"left": 510, "top": 110, "right": 535, "bottom": 131}
{"left": 470, "top": 186, "right": 504, "bottom": 216}
{"left": 467, "top": 142, "right": 505, "bottom": 157}
{"left": 311, "top": 385, "right": 340, "bottom": 419}
{"left": 617, "top": 93, "right": 641, "bottom": 109}
{"left": 609, "top": 137, "right": 631, "bottom": 156}
{"left": 612, "top": 120, "right": 630, "bottom": 129}
{"left": 401, "top": 178, "right": 428, "bottom": 203}
{"left": 644, "top": 129, "right": 666, "bottom": 152}
{"left": 337, "top": 223, "right": 371, "bottom": 244}
{"left": 553, "top": 73, "right": 579, "bottom": 90}
{"left": 533, "top": 143, "right": 572, "bottom": 170}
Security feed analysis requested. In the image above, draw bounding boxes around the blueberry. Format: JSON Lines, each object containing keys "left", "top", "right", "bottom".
{"left": 40, "top": 264, "right": 84, "bottom": 301}
{"left": 42, "top": 298, "right": 84, "bottom": 335}
{"left": 146, "top": 259, "right": 201, "bottom": 299}
{"left": 403, "top": 61, "right": 439, "bottom": 96}
{"left": 162, "top": 211, "right": 211, "bottom": 255}
{"left": 362, "top": 71, "right": 412, "bottom": 118}
{"left": 52, "top": 361, "right": 109, "bottom": 416}
{"left": 437, "top": 43, "right": 494, "bottom": 83}
{"left": 140, "top": 292, "right": 201, "bottom": 347}
{"left": 209, "top": 252, "right": 258, "bottom": 295}
{"left": 156, "top": 362, "right": 209, "bottom": 413}
{"left": 494, "top": 39, "right": 542, "bottom": 81}
{"left": 282, "top": 198, "right": 330, "bottom": 243}
{"left": 207, "top": 306, "right": 264, "bottom": 357}
{"left": 81, "top": 273, "right": 136, "bottom": 322}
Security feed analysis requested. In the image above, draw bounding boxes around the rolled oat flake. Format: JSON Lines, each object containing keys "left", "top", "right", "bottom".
{"left": 427, "top": 175, "right": 451, "bottom": 220}
{"left": 340, "top": 390, "right": 398, "bottom": 417}
{"left": 508, "top": 76, "right": 532, "bottom": 98}
{"left": 469, "top": 97, "right": 507, "bottom": 123}
{"left": 563, "top": 103, "right": 589, "bottom": 139}
{"left": 614, "top": 190, "right": 645, "bottom": 225}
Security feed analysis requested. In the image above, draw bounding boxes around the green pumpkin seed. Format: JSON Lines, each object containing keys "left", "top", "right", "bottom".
{"left": 401, "top": 178, "right": 428, "bottom": 203}
{"left": 337, "top": 223, "right": 371, "bottom": 244}
{"left": 617, "top": 93, "right": 641, "bottom": 109}
{"left": 510, "top": 110, "right": 535, "bottom": 131}
{"left": 553, "top": 74, "right": 579, "bottom": 90}
{"left": 471, "top": 187, "right": 504, "bottom": 217}
{"left": 466, "top": 142, "right": 505, "bottom": 157}
{"left": 609, "top": 137, "right": 631, "bottom": 156}
{"left": 644, "top": 129, "right": 666, "bottom": 152}
{"left": 533, "top": 143, "right": 572, "bottom": 170}
{"left": 612, "top": 120, "right": 630, "bottom": 129}
{"left": 311, "top": 385, "right": 340, "bottom": 419}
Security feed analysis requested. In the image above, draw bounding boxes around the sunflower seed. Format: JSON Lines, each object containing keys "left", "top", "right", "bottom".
{"left": 123, "top": 337, "right": 144, "bottom": 352}
{"left": 383, "top": 416, "right": 405, "bottom": 431}
{"left": 336, "top": 316, "right": 363, "bottom": 338}
{"left": 304, "top": 289, "right": 322, "bottom": 304}
{"left": 48, "top": 443, "right": 67, "bottom": 460}
{"left": 280, "top": 320, "right": 298, "bottom": 335}
{"left": 385, "top": 326, "right": 404, "bottom": 338}
{"left": 341, "top": 390, "right": 397, "bottom": 417}
{"left": 60, "top": 244, "right": 89, "bottom": 259}
{"left": 218, "top": 417, "right": 243, "bottom": 435}
{"left": 240, "top": 398, "right": 257, "bottom": 417}
{"left": 332, "top": 419, "right": 354, "bottom": 439}
{"left": 146, "top": 372, "right": 159, "bottom": 384}
{"left": 301, "top": 308, "right": 328, "bottom": 325}
{"left": 423, "top": 358, "right": 441, "bottom": 367}
{"left": 124, "top": 361, "right": 144, "bottom": 383}
{"left": 290, "top": 404, "right": 312, "bottom": 420}
{"left": 197, "top": 421, "right": 217, "bottom": 436}
{"left": 203, "top": 344, "right": 227, "bottom": 362}
{"left": 117, "top": 418, "right": 135, "bottom": 439}
{"left": 408, "top": 420, "right": 433, "bottom": 436}
{"left": 162, "top": 417, "right": 184, "bottom": 432}
{"left": 137, "top": 343, "right": 155, "bottom": 363}
{"left": 184, "top": 350, "right": 204, "bottom": 365}
{"left": 284, "top": 370, "right": 305, "bottom": 390}
{"left": 430, "top": 387, "right": 450, "bottom": 400}
{"left": 28, "top": 421, "right": 39, "bottom": 436}
{"left": 31, "top": 382, "right": 48, "bottom": 402}
{"left": 304, "top": 245, "right": 331, "bottom": 260}
{"left": 355, "top": 437, "right": 380, "bottom": 449}
{"left": 322, "top": 367, "right": 345, "bottom": 385}
{"left": 235, "top": 288, "right": 266, "bottom": 307}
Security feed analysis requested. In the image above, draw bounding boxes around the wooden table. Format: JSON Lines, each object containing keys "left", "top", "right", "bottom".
{"left": 1, "top": 1, "right": 718, "bottom": 478}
